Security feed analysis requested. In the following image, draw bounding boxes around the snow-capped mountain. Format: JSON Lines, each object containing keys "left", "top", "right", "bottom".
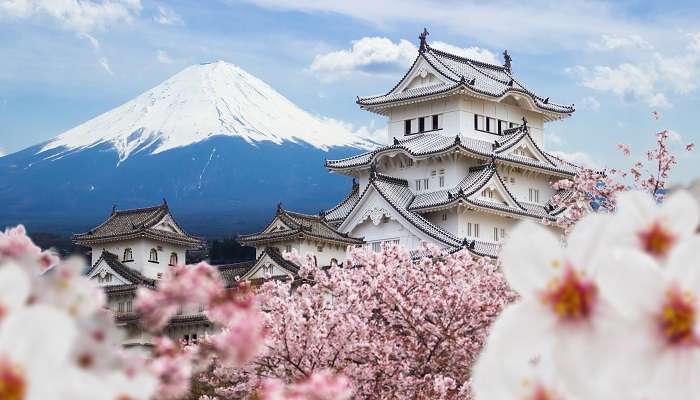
{"left": 41, "top": 61, "right": 376, "bottom": 163}
{"left": 0, "top": 62, "right": 376, "bottom": 236}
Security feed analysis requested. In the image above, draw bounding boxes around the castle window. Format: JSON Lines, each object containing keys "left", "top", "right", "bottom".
{"left": 423, "top": 178, "right": 429, "bottom": 190}
{"left": 486, "top": 117, "right": 498, "bottom": 134}
{"left": 439, "top": 176, "right": 445, "bottom": 187}
{"left": 404, "top": 120, "right": 411, "bottom": 135}
{"left": 123, "top": 248, "right": 133, "bottom": 262}
{"left": 475, "top": 223, "right": 480, "bottom": 238}
{"left": 149, "top": 248, "right": 158, "bottom": 263}
{"left": 117, "top": 302, "right": 124, "bottom": 313}
{"left": 431, "top": 170, "right": 436, "bottom": 176}
{"left": 498, "top": 120, "right": 510, "bottom": 134}
{"left": 169, "top": 252, "right": 178, "bottom": 266}
{"left": 285, "top": 245, "right": 292, "bottom": 253}
{"left": 191, "top": 334, "right": 197, "bottom": 344}
{"left": 474, "top": 114, "right": 485, "bottom": 131}
{"left": 126, "top": 300, "right": 132, "bottom": 312}
{"left": 415, "top": 179, "right": 422, "bottom": 191}
{"left": 500, "top": 228, "right": 506, "bottom": 241}
{"left": 529, "top": 188, "right": 540, "bottom": 203}
{"left": 418, "top": 117, "right": 425, "bottom": 132}
{"left": 442, "top": 213, "right": 447, "bottom": 221}
{"left": 493, "top": 227, "right": 499, "bottom": 241}
{"left": 432, "top": 114, "right": 439, "bottom": 130}
{"left": 371, "top": 242, "right": 381, "bottom": 252}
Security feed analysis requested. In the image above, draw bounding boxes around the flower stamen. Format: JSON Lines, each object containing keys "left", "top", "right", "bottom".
{"left": 0, "top": 358, "right": 26, "bottom": 400}
{"left": 638, "top": 221, "right": 676, "bottom": 258}
{"left": 541, "top": 267, "right": 597, "bottom": 321}
{"left": 658, "top": 286, "right": 697, "bottom": 346}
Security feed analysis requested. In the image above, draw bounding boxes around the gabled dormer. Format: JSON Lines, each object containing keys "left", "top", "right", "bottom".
{"left": 357, "top": 29, "right": 574, "bottom": 145}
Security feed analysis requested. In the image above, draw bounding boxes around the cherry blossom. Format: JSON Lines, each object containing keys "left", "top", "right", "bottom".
{"left": 202, "top": 243, "right": 514, "bottom": 399}
{"left": 608, "top": 190, "right": 698, "bottom": 260}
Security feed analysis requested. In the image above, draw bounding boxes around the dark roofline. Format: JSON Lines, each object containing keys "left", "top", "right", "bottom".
{"left": 357, "top": 41, "right": 574, "bottom": 115}
{"left": 87, "top": 250, "right": 156, "bottom": 287}
{"left": 326, "top": 133, "right": 577, "bottom": 177}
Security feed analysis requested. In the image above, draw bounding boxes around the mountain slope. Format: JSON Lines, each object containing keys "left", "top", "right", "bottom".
{"left": 40, "top": 61, "right": 375, "bottom": 163}
{"left": 0, "top": 62, "right": 375, "bottom": 237}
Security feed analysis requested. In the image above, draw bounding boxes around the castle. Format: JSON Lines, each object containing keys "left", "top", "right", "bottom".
{"left": 75, "top": 30, "right": 577, "bottom": 345}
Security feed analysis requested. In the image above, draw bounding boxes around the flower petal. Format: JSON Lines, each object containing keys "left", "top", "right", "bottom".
{"left": 0, "top": 305, "right": 77, "bottom": 368}
{"left": 666, "top": 235, "right": 700, "bottom": 293}
{"left": 566, "top": 213, "right": 613, "bottom": 274}
{"left": 0, "top": 262, "right": 30, "bottom": 314}
{"left": 500, "top": 222, "right": 563, "bottom": 296}
{"left": 661, "top": 190, "right": 700, "bottom": 241}
{"left": 597, "top": 249, "right": 664, "bottom": 319}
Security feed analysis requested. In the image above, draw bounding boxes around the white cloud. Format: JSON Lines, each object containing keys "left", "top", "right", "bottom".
{"left": 152, "top": 5, "right": 182, "bottom": 25}
{"left": 570, "top": 63, "right": 671, "bottom": 108}
{"left": 98, "top": 57, "right": 113, "bottom": 75}
{"left": 568, "top": 33, "right": 700, "bottom": 109}
{"left": 156, "top": 49, "right": 174, "bottom": 64}
{"left": 578, "top": 96, "right": 600, "bottom": 111}
{"left": 309, "top": 36, "right": 496, "bottom": 81}
{"left": 0, "top": 0, "right": 142, "bottom": 37}
{"left": 588, "top": 34, "right": 652, "bottom": 51}
{"left": 309, "top": 37, "right": 416, "bottom": 81}
{"left": 238, "top": 0, "right": 673, "bottom": 53}
{"left": 546, "top": 131, "right": 565, "bottom": 147}
{"left": 550, "top": 150, "right": 600, "bottom": 169}
{"left": 430, "top": 41, "right": 498, "bottom": 64}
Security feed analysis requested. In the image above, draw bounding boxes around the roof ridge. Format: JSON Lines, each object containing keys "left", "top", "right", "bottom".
{"left": 427, "top": 45, "right": 507, "bottom": 71}
{"left": 113, "top": 203, "right": 167, "bottom": 215}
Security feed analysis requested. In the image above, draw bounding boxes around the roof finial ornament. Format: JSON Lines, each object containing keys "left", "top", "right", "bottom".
{"left": 393, "top": 137, "right": 399, "bottom": 145}
{"left": 469, "top": 240, "right": 476, "bottom": 250}
{"left": 111, "top": 204, "right": 117, "bottom": 215}
{"left": 454, "top": 134, "right": 461, "bottom": 146}
{"left": 418, "top": 28, "right": 429, "bottom": 53}
{"left": 469, "top": 77, "right": 476, "bottom": 85}
{"left": 521, "top": 116, "right": 528, "bottom": 129}
{"left": 503, "top": 49, "right": 512, "bottom": 72}
{"left": 277, "top": 202, "right": 283, "bottom": 213}
{"left": 162, "top": 198, "right": 168, "bottom": 206}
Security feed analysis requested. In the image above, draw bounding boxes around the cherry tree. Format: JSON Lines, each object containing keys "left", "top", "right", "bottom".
{"left": 199, "top": 244, "right": 515, "bottom": 399}
{"left": 548, "top": 114, "right": 694, "bottom": 232}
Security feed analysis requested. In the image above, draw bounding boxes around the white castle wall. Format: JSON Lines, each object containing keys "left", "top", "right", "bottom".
{"left": 386, "top": 97, "right": 545, "bottom": 145}
{"left": 93, "top": 238, "right": 187, "bottom": 279}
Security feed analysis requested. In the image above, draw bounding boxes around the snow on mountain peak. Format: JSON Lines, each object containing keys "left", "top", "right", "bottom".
{"left": 40, "top": 61, "right": 377, "bottom": 162}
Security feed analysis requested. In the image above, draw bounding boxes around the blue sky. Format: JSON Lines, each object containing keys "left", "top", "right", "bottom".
{"left": 1, "top": 0, "right": 699, "bottom": 183}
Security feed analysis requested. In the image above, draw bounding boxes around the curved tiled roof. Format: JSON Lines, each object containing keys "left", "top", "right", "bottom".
{"left": 357, "top": 43, "right": 574, "bottom": 115}
{"left": 361, "top": 173, "right": 499, "bottom": 258}
{"left": 86, "top": 250, "right": 156, "bottom": 287}
{"left": 239, "top": 206, "right": 364, "bottom": 246}
{"left": 73, "top": 201, "right": 201, "bottom": 248}
{"left": 326, "top": 132, "right": 578, "bottom": 176}
{"left": 324, "top": 181, "right": 361, "bottom": 223}
{"left": 407, "top": 163, "right": 556, "bottom": 220}
{"left": 216, "top": 260, "right": 255, "bottom": 287}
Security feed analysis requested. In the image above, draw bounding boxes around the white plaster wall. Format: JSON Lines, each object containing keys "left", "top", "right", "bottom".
{"left": 386, "top": 96, "right": 545, "bottom": 145}
{"left": 498, "top": 166, "right": 556, "bottom": 205}
{"left": 349, "top": 218, "right": 422, "bottom": 250}
{"left": 377, "top": 154, "right": 480, "bottom": 195}
{"left": 455, "top": 208, "right": 519, "bottom": 243}
{"left": 298, "top": 240, "right": 347, "bottom": 266}
{"left": 94, "top": 238, "right": 187, "bottom": 279}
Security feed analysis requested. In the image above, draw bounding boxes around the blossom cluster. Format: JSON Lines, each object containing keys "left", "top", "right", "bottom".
{"left": 473, "top": 190, "right": 700, "bottom": 399}
{"left": 0, "top": 225, "right": 156, "bottom": 400}
{"left": 549, "top": 116, "right": 694, "bottom": 232}
{"left": 201, "top": 243, "right": 514, "bottom": 399}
